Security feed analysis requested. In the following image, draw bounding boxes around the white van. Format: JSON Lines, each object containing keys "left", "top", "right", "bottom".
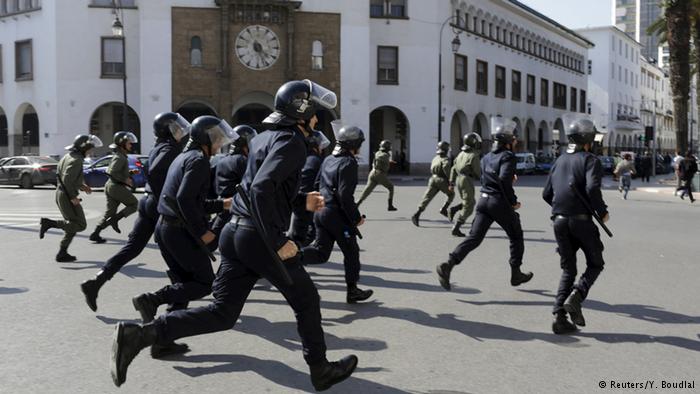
{"left": 515, "top": 153, "right": 536, "bottom": 175}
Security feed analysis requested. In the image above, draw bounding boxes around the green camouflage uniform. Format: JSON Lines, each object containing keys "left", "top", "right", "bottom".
{"left": 450, "top": 148, "right": 481, "bottom": 223}
{"left": 417, "top": 154, "right": 454, "bottom": 212}
{"left": 95, "top": 149, "right": 138, "bottom": 231}
{"left": 358, "top": 150, "right": 394, "bottom": 205}
{"left": 55, "top": 151, "right": 88, "bottom": 249}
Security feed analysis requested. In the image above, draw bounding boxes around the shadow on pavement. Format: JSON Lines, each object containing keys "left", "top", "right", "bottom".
{"left": 59, "top": 261, "right": 167, "bottom": 279}
{"left": 95, "top": 315, "right": 140, "bottom": 325}
{"left": 0, "top": 224, "right": 161, "bottom": 250}
{"left": 0, "top": 286, "right": 29, "bottom": 295}
{"left": 166, "top": 353, "right": 405, "bottom": 393}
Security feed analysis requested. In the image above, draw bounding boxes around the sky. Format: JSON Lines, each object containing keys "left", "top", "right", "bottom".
{"left": 519, "top": 0, "right": 612, "bottom": 30}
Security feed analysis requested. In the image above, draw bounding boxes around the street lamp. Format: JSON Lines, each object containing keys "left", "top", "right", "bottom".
{"left": 438, "top": 15, "right": 463, "bottom": 142}
{"left": 111, "top": 7, "right": 128, "bottom": 134}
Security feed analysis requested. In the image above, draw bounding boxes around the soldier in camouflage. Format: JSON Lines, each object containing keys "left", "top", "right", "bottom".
{"left": 447, "top": 133, "right": 482, "bottom": 237}
{"left": 411, "top": 141, "right": 454, "bottom": 226}
{"left": 357, "top": 140, "right": 397, "bottom": 211}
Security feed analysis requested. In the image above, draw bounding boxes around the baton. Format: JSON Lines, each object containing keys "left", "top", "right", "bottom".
{"left": 568, "top": 183, "right": 613, "bottom": 238}
{"left": 162, "top": 195, "right": 217, "bottom": 261}
{"left": 235, "top": 184, "right": 294, "bottom": 286}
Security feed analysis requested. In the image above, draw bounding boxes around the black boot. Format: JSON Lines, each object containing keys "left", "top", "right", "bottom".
{"left": 111, "top": 322, "right": 157, "bottom": 387}
{"left": 510, "top": 266, "right": 534, "bottom": 287}
{"left": 150, "top": 342, "right": 190, "bottom": 359}
{"left": 107, "top": 213, "right": 124, "bottom": 234}
{"left": 55, "top": 247, "right": 77, "bottom": 263}
{"left": 132, "top": 293, "right": 163, "bottom": 323}
{"left": 447, "top": 205, "right": 461, "bottom": 222}
{"left": 552, "top": 311, "right": 577, "bottom": 334}
{"left": 39, "top": 218, "right": 57, "bottom": 239}
{"left": 309, "top": 355, "right": 358, "bottom": 392}
{"left": 346, "top": 284, "right": 373, "bottom": 304}
{"left": 80, "top": 271, "right": 109, "bottom": 312}
{"left": 89, "top": 227, "right": 107, "bottom": 244}
{"left": 564, "top": 289, "right": 586, "bottom": 326}
{"left": 387, "top": 198, "right": 397, "bottom": 211}
{"left": 411, "top": 210, "right": 421, "bottom": 227}
{"left": 439, "top": 206, "right": 449, "bottom": 218}
{"left": 451, "top": 221, "right": 465, "bottom": 237}
{"left": 436, "top": 261, "right": 454, "bottom": 291}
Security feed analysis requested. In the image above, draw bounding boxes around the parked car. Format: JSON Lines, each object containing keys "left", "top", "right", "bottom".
{"left": 515, "top": 152, "right": 536, "bottom": 175}
{"left": 535, "top": 155, "right": 554, "bottom": 174}
{"left": 0, "top": 156, "right": 58, "bottom": 188}
{"left": 598, "top": 156, "right": 615, "bottom": 175}
{"left": 83, "top": 154, "right": 149, "bottom": 188}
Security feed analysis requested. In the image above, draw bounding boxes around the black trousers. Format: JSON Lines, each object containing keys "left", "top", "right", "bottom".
{"left": 552, "top": 216, "right": 605, "bottom": 314}
{"left": 152, "top": 220, "right": 215, "bottom": 306}
{"left": 102, "top": 195, "right": 157, "bottom": 279}
{"left": 301, "top": 207, "right": 361, "bottom": 286}
{"left": 289, "top": 210, "right": 315, "bottom": 246}
{"left": 676, "top": 179, "right": 695, "bottom": 201}
{"left": 449, "top": 195, "right": 524, "bottom": 267}
{"left": 154, "top": 221, "right": 327, "bottom": 366}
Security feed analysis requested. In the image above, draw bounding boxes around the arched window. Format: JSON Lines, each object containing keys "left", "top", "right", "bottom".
{"left": 312, "top": 40, "right": 323, "bottom": 70}
{"left": 190, "top": 36, "right": 202, "bottom": 66}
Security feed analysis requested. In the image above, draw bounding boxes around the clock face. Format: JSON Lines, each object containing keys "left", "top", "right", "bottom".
{"left": 235, "top": 25, "right": 281, "bottom": 70}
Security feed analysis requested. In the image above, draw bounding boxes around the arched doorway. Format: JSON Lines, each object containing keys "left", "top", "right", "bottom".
{"left": 525, "top": 118, "right": 536, "bottom": 153}
{"left": 231, "top": 91, "right": 274, "bottom": 132}
{"left": 369, "top": 106, "right": 410, "bottom": 174}
{"left": 0, "top": 106, "right": 7, "bottom": 157}
{"left": 607, "top": 132, "right": 615, "bottom": 155}
{"left": 472, "top": 113, "right": 489, "bottom": 154}
{"left": 14, "top": 103, "right": 40, "bottom": 155}
{"left": 512, "top": 117, "right": 523, "bottom": 152}
{"left": 89, "top": 102, "right": 141, "bottom": 155}
{"left": 553, "top": 118, "right": 565, "bottom": 147}
{"left": 176, "top": 101, "right": 218, "bottom": 122}
{"left": 450, "top": 111, "right": 468, "bottom": 155}
{"left": 538, "top": 120, "right": 549, "bottom": 154}
{"left": 615, "top": 134, "right": 621, "bottom": 153}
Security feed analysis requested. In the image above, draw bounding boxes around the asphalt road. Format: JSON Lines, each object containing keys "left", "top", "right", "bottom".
{"left": 0, "top": 175, "right": 698, "bottom": 393}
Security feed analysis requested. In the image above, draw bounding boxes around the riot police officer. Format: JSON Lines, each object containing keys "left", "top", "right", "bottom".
{"left": 288, "top": 125, "right": 330, "bottom": 246}
{"left": 436, "top": 117, "right": 533, "bottom": 291}
{"left": 411, "top": 141, "right": 454, "bottom": 227}
{"left": 79, "top": 113, "right": 190, "bottom": 315}
{"left": 301, "top": 123, "right": 373, "bottom": 304}
{"left": 210, "top": 124, "right": 257, "bottom": 241}
{"left": 110, "top": 80, "right": 357, "bottom": 391}
{"left": 357, "top": 140, "right": 397, "bottom": 211}
{"left": 542, "top": 113, "right": 609, "bottom": 334}
{"left": 447, "top": 133, "right": 482, "bottom": 237}
{"left": 39, "top": 134, "right": 103, "bottom": 262}
{"left": 89, "top": 131, "right": 140, "bottom": 243}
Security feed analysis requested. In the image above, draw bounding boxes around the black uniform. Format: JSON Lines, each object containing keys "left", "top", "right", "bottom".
{"left": 150, "top": 127, "right": 328, "bottom": 366}
{"left": 448, "top": 148, "right": 524, "bottom": 267}
{"left": 151, "top": 148, "right": 223, "bottom": 308}
{"left": 543, "top": 151, "right": 607, "bottom": 315}
{"left": 301, "top": 153, "right": 363, "bottom": 286}
{"left": 289, "top": 152, "right": 322, "bottom": 245}
{"left": 210, "top": 153, "right": 247, "bottom": 238}
{"left": 100, "top": 139, "right": 180, "bottom": 280}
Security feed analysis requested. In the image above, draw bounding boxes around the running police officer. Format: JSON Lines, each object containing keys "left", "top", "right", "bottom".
{"left": 543, "top": 113, "right": 609, "bottom": 334}
{"left": 357, "top": 140, "right": 398, "bottom": 211}
{"left": 436, "top": 117, "right": 534, "bottom": 291}
{"left": 39, "top": 135, "right": 103, "bottom": 262}
{"left": 411, "top": 141, "right": 454, "bottom": 227}
{"left": 89, "top": 131, "right": 140, "bottom": 243}
{"left": 110, "top": 80, "right": 357, "bottom": 391}
{"left": 301, "top": 122, "right": 373, "bottom": 304}
{"left": 80, "top": 113, "right": 190, "bottom": 315}
{"left": 288, "top": 124, "right": 330, "bottom": 246}
{"left": 447, "top": 133, "right": 482, "bottom": 237}
{"left": 210, "top": 124, "right": 257, "bottom": 241}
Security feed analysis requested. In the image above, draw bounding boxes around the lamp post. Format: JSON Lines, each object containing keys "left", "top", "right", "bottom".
{"left": 111, "top": 5, "right": 128, "bottom": 132}
{"left": 438, "top": 15, "right": 463, "bottom": 142}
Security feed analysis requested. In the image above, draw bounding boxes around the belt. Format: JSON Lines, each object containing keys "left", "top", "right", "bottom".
{"left": 553, "top": 214, "right": 592, "bottom": 221}
{"left": 160, "top": 215, "right": 185, "bottom": 227}
{"left": 229, "top": 215, "right": 255, "bottom": 229}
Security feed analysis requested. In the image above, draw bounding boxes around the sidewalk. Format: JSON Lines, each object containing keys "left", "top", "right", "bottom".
{"left": 603, "top": 174, "right": 679, "bottom": 195}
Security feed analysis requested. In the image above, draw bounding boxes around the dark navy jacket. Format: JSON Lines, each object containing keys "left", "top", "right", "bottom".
{"left": 542, "top": 150, "right": 608, "bottom": 218}
{"left": 317, "top": 153, "right": 361, "bottom": 225}
{"left": 145, "top": 139, "right": 180, "bottom": 198}
{"left": 158, "top": 148, "right": 224, "bottom": 238}
{"left": 480, "top": 148, "right": 518, "bottom": 206}
{"left": 214, "top": 153, "right": 247, "bottom": 198}
{"left": 231, "top": 127, "right": 308, "bottom": 251}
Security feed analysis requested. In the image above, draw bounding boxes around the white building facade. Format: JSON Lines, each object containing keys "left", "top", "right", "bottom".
{"left": 640, "top": 58, "right": 675, "bottom": 153}
{"left": 1, "top": 0, "right": 592, "bottom": 173}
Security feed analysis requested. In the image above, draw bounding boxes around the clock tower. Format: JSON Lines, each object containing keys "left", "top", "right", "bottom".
{"left": 171, "top": 1, "right": 341, "bottom": 136}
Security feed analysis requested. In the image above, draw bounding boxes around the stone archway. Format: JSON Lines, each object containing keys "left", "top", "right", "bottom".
{"left": 231, "top": 91, "right": 275, "bottom": 132}
{"left": 538, "top": 120, "right": 549, "bottom": 154}
{"left": 0, "top": 106, "right": 8, "bottom": 157}
{"left": 472, "top": 112, "right": 489, "bottom": 154}
{"left": 525, "top": 118, "right": 536, "bottom": 153}
{"left": 176, "top": 100, "right": 218, "bottom": 122}
{"left": 14, "top": 103, "right": 40, "bottom": 155}
{"left": 89, "top": 102, "right": 141, "bottom": 155}
{"left": 450, "top": 110, "right": 468, "bottom": 154}
{"left": 553, "top": 118, "right": 565, "bottom": 147}
{"left": 369, "top": 106, "right": 410, "bottom": 173}
{"left": 512, "top": 117, "right": 523, "bottom": 152}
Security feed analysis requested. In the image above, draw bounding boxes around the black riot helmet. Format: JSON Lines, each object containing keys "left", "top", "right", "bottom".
{"left": 153, "top": 112, "right": 191, "bottom": 142}
{"left": 109, "top": 131, "right": 138, "bottom": 152}
{"left": 331, "top": 120, "right": 365, "bottom": 156}
{"left": 65, "top": 134, "right": 104, "bottom": 154}
{"left": 436, "top": 141, "right": 450, "bottom": 155}
{"left": 462, "top": 132, "right": 482, "bottom": 151}
{"left": 563, "top": 113, "right": 599, "bottom": 153}
{"left": 262, "top": 79, "right": 338, "bottom": 129}
{"left": 490, "top": 116, "right": 517, "bottom": 151}
{"left": 379, "top": 140, "right": 392, "bottom": 152}
{"left": 229, "top": 125, "right": 257, "bottom": 155}
{"left": 187, "top": 115, "right": 239, "bottom": 156}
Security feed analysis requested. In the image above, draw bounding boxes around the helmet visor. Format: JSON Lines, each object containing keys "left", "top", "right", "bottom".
{"left": 88, "top": 135, "right": 104, "bottom": 148}
{"left": 314, "top": 130, "right": 331, "bottom": 150}
{"left": 208, "top": 119, "right": 239, "bottom": 147}
{"left": 169, "top": 114, "right": 191, "bottom": 141}
{"left": 124, "top": 132, "right": 139, "bottom": 144}
{"left": 490, "top": 117, "right": 516, "bottom": 136}
{"left": 466, "top": 133, "right": 483, "bottom": 144}
{"left": 305, "top": 80, "right": 337, "bottom": 110}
